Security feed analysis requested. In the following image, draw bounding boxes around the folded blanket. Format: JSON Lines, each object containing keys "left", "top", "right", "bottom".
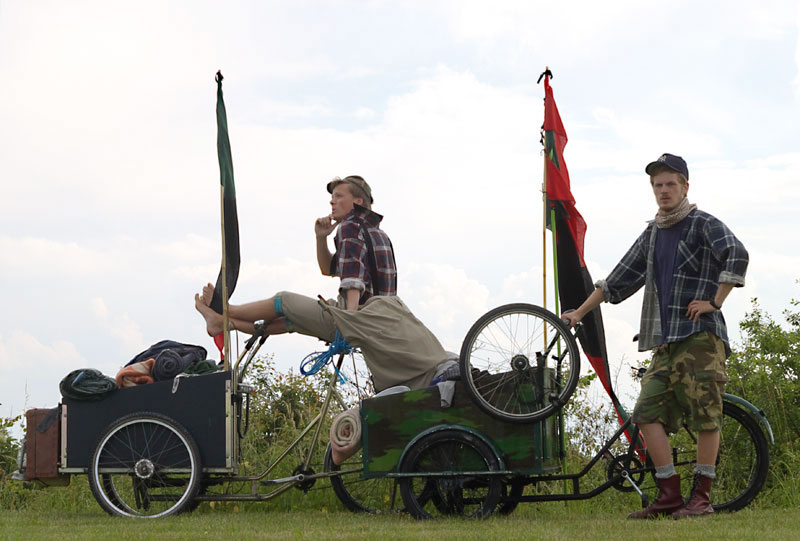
{"left": 126, "top": 340, "right": 206, "bottom": 368}
{"left": 182, "top": 360, "right": 219, "bottom": 375}
{"left": 329, "top": 408, "right": 362, "bottom": 465}
{"left": 153, "top": 349, "right": 195, "bottom": 381}
{"left": 60, "top": 368, "right": 117, "bottom": 401}
{"left": 115, "top": 358, "right": 155, "bottom": 388}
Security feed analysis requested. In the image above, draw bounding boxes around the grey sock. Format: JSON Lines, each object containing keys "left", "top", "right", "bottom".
{"left": 655, "top": 463, "right": 677, "bottom": 479}
{"left": 695, "top": 464, "right": 716, "bottom": 479}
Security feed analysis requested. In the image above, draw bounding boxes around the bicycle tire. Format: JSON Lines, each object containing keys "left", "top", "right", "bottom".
{"left": 324, "top": 444, "right": 402, "bottom": 514}
{"left": 712, "top": 402, "right": 770, "bottom": 511}
{"left": 459, "top": 303, "right": 581, "bottom": 423}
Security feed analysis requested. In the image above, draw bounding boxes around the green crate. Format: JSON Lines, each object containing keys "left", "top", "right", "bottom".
{"left": 360, "top": 377, "right": 562, "bottom": 477}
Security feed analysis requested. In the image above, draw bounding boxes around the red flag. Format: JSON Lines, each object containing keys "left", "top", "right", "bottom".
{"left": 543, "top": 75, "right": 586, "bottom": 263}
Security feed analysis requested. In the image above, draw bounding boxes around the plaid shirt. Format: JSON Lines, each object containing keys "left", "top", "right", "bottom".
{"left": 596, "top": 209, "right": 748, "bottom": 357}
{"left": 332, "top": 205, "right": 397, "bottom": 303}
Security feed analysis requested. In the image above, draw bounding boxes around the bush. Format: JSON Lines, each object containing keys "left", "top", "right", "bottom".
{"left": 726, "top": 296, "right": 800, "bottom": 506}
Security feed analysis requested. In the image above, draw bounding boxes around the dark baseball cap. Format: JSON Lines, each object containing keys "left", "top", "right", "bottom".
{"left": 645, "top": 153, "right": 689, "bottom": 180}
{"left": 326, "top": 175, "right": 374, "bottom": 203}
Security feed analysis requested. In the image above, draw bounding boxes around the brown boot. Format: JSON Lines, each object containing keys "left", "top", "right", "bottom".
{"left": 673, "top": 474, "right": 714, "bottom": 518}
{"left": 628, "top": 474, "right": 683, "bottom": 519}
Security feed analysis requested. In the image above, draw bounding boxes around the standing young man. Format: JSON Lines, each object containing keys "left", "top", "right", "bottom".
{"left": 194, "top": 175, "right": 396, "bottom": 341}
{"left": 562, "top": 154, "right": 749, "bottom": 519}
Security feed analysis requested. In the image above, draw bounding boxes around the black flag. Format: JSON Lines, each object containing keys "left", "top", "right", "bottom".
{"left": 210, "top": 71, "right": 240, "bottom": 314}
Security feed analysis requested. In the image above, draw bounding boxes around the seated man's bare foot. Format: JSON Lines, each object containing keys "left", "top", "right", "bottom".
{"left": 195, "top": 293, "right": 224, "bottom": 336}
{"left": 200, "top": 282, "right": 215, "bottom": 307}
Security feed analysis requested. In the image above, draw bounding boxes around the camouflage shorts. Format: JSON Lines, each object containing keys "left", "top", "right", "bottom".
{"left": 632, "top": 331, "right": 728, "bottom": 433}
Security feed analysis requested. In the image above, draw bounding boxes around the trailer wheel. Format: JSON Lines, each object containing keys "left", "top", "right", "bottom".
{"left": 398, "top": 429, "right": 502, "bottom": 520}
{"left": 88, "top": 412, "right": 201, "bottom": 518}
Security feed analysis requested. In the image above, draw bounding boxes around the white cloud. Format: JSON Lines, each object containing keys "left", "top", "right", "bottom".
{"left": 254, "top": 98, "right": 334, "bottom": 120}
{"left": 439, "top": 0, "right": 648, "bottom": 54}
{"left": 795, "top": 4, "right": 800, "bottom": 102}
{"left": 0, "top": 331, "right": 87, "bottom": 422}
{"left": 0, "top": 331, "right": 84, "bottom": 374}
{"left": 403, "top": 263, "right": 491, "bottom": 345}
{"left": 0, "top": 236, "right": 114, "bottom": 277}
{"left": 355, "top": 107, "right": 376, "bottom": 119}
{"left": 91, "top": 297, "right": 146, "bottom": 354}
{"left": 576, "top": 108, "right": 722, "bottom": 170}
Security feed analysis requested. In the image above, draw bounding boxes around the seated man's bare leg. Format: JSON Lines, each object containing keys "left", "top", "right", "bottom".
{"left": 200, "top": 283, "right": 278, "bottom": 322}
{"left": 195, "top": 294, "right": 255, "bottom": 335}
{"left": 266, "top": 318, "right": 288, "bottom": 335}
{"left": 196, "top": 292, "right": 288, "bottom": 337}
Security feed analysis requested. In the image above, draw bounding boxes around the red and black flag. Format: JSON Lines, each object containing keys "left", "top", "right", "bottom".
{"left": 209, "top": 71, "right": 240, "bottom": 315}
{"left": 541, "top": 72, "right": 625, "bottom": 420}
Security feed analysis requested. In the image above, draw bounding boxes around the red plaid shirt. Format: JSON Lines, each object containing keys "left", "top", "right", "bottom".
{"left": 331, "top": 205, "right": 397, "bottom": 303}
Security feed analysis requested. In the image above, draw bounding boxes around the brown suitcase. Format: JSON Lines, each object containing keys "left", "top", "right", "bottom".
{"left": 24, "top": 407, "right": 66, "bottom": 484}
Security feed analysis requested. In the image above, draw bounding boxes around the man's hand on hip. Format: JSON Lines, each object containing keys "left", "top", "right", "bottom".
{"left": 686, "top": 300, "right": 716, "bottom": 323}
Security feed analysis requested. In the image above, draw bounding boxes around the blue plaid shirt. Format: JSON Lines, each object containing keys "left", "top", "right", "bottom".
{"left": 596, "top": 209, "right": 748, "bottom": 357}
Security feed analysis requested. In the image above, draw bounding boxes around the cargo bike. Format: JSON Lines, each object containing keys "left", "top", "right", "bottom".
{"left": 19, "top": 303, "right": 772, "bottom": 520}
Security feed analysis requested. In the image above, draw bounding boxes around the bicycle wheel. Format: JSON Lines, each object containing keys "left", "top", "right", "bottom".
{"left": 324, "top": 444, "right": 402, "bottom": 514}
{"left": 638, "top": 402, "right": 769, "bottom": 512}
{"left": 88, "top": 412, "right": 201, "bottom": 518}
{"left": 459, "top": 303, "right": 580, "bottom": 423}
{"left": 398, "top": 429, "right": 502, "bottom": 520}
{"left": 711, "top": 403, "right": 769, "bottom": 511}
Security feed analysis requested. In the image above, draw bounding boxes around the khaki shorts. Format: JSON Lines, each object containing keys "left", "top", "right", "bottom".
{"left": 273, "top": 291, "right": 343, "bottom": 342}
{"left": 632, "top": 331, "right": 728, "bottom": 433}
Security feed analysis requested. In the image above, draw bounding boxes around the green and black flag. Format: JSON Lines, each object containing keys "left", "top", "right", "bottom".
{"left": 209, "top": 71, "right": 240, "bottom": 315}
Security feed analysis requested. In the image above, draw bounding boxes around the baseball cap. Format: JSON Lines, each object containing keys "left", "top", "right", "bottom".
{"left": 645, "top": 153, "right": 689, "bottom": 180}
{"left": 326, "top": 175, "right": 374, "bottom": 203}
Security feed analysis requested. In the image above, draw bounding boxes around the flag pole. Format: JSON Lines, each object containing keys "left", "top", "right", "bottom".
{"left": 541, "top": 66, "right": 568, "bottom": 489}
{"left": 220, "top": 182, "right": 230, "bottom": 371}
{"left": 542, "top": 151, "right": 550, "bottom": 348}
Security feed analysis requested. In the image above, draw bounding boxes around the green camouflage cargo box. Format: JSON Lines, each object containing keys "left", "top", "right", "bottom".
{"left": 360, "top": 378, "right": 562, "bottom": 477}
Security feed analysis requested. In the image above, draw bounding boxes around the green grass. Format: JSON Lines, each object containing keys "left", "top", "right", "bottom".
{"left": 2, "top": 503, "right": 799, "bottom": 540}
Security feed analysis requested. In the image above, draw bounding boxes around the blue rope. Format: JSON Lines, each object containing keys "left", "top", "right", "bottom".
{"left": 299, "top": 331, "right": 352, "bottom": 383}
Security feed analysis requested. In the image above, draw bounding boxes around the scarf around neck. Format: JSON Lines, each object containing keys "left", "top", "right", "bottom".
{"left": 655, "top": 197, "right": 696, "bottom": 228}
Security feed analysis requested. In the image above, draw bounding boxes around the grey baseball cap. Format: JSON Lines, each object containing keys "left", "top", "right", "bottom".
{"left": 326, "top": 175, "right": 374, "bottom": 203}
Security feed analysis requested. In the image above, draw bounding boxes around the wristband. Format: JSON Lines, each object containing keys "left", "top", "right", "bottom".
{"left": 710, "top": 299, "right": 721, "bottom": 310}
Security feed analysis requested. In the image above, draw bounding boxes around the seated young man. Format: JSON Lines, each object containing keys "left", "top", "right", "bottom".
{"left": 195, "top": 175, "right": 447, "bottom": 391}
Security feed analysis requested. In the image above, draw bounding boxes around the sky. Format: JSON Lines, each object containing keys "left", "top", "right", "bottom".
{"left": 2, "top": 0, "right": 800, "bottom": 435}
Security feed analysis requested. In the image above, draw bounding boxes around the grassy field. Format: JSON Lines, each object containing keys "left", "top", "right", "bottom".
{"left": 2, "top": 503, "right": 798, "bottom": 540}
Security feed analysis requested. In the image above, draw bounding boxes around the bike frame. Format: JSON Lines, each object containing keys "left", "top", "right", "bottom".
{"left": 193, "top": 331, "right": 355, "bottom": 502}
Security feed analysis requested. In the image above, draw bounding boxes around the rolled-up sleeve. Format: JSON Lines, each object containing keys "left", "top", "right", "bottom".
{"left": 336, "top": 222, "right": 368, "bottom": 293}
{"left": 705, "top": 219, "right": 748, "bottom": 287}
